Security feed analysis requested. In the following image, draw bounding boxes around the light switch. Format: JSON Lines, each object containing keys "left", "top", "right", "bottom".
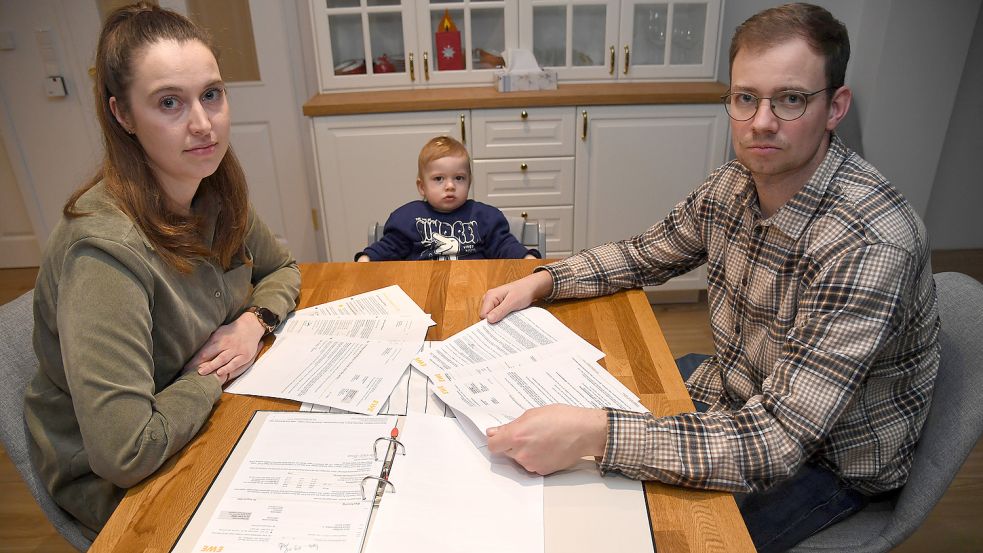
{"left": 45, "top": 76, "right": 67, "bottom": 97}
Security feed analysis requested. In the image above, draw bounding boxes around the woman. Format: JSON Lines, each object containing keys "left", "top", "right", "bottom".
{"left": 24, "top": 2, "right": 300, "bottom": 537}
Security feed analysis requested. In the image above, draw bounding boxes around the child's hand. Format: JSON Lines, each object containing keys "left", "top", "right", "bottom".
{"left": 523, "top": 254, "right": 537, "bottom": 259}
{"left": 356, "top": 254, "right": 370, "bottom": 262}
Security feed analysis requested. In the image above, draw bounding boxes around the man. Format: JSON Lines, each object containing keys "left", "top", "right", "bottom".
{"left": 478, "top": 4, "right": 940, "bottom": 552}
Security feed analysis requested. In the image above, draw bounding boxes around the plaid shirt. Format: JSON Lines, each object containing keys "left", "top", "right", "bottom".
{"left": 543, "top": 135, "right": 939, "bottom": 494}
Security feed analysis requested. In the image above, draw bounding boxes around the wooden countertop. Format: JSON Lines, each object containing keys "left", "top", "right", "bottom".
{"left": 303, "top": 81, "right": 728, "bottom": 117}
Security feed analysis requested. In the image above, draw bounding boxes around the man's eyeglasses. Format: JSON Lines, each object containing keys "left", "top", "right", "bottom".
{"left": 720, "top": 88, "right": 833, "bottom": 121}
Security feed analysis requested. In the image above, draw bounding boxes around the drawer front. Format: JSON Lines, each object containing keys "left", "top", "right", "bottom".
{"left": 499, "top": 206, "right": 573, "bottom": 255}
{"left": 471, "top": 107, "right": 575, "bottom": 158}
{"left": 473, "top": 157, "right": 574, "bottom": 207}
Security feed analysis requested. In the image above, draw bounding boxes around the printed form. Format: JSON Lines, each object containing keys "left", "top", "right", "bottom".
{"left": 413, "top": 307, "right": 648, "bottom": 445}
{"left": 172, "top": 412, "right": 396, "bottom": 553}
{"left": 226, "top": 285, "right": 433, "bottom": 415}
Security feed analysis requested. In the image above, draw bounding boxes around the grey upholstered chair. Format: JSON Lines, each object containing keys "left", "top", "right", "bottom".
{"left": 792, "top": 272, "right": 983, "bottom": 552}
{"left": 0, "top": 290, "right": 92, "bottom": 551}
{"left": 367, "top": 217, "right": 547, "bottom": 257}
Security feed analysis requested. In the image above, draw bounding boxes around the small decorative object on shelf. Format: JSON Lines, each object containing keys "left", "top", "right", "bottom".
{"left": 334, "top": 58, "right": 366, "bottom": 76}
{"left": 373, "top": 54, "right": 396, "bottom": 74}
{"left": 435, "top": 9, "right": 464, "bottom": 71}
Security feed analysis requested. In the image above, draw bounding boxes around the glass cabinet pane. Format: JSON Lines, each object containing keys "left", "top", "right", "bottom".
{"left": 329, "top": 13, "right": 366, "bottom": 75}
{"left": 533, "top": 5, "right": 565, "bottom": 68}
{"left": 572, "top": 5, "right": 607, "bottom": 68}
{"left": 631, "top": 3, "right": 668, "bottom": 66}
{"left": 369, "top": 12, "right": 406, "bottom": 74}
{"left": 471, "top": 8, "right": 506, "bottom": 69}
{"left": 430, "top": 8, "right": 467, "bottom": 72}
{"left": 326, "top": 0, "right": 359, "bottom": 8}
{"left": 670, "top": 3, "right": 707, "bottom": 65}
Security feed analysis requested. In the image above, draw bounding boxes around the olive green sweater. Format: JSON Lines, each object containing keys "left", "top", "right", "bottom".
{"left": 25, "top": 182, "right": 300, "bottom": 534}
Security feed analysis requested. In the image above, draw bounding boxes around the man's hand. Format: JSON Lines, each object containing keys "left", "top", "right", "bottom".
{"left": 479, "top": 270, "right": 554, "bottom": 324}
{"left": 486, "top": 405, "right": 608, "bottom": 475}
{"left": 184, "top": 312, "right": 266, "bottom": 384}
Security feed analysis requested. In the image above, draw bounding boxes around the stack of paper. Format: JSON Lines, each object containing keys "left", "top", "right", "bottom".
{"left": 227, "top": 286, "right": 434, "bottom": 414}
{"left": 413, "top": 307, "right": 649, "bottom": 444}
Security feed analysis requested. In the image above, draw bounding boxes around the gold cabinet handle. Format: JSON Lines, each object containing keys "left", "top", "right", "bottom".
{"left": 623, "top": 45, "right": 630, "bottom": 75}
{"left": 409, "top": 52, "right": 415, "bottom": 82}
{"left": 520, "top": 163, "right": 528, "bottom": 171}
{"left": 581, "top": 109, "right": 588, "bottom": 141}
{"left": 423, "top": 51, "right": 430, "bottom": 81}
{"left": 460, "top": 113, "right": 466, "bottom": 144}
{"left": 520, "top": 211, "right": 528, "bottom": 219}
{"left": 520, "top": 110, "right": 528, "bottom": 119}
{"left": 609, "top": 46, "right": 615, "bottom": 75}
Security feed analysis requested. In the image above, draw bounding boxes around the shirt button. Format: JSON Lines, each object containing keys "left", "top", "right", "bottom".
{"left": 214, "top": 291, "right": 221, "bottom": 298}
{"left": 734, "top": 323, "right": 742, "bottom": 335}
{"left": 149, "top": 431, "right": 159, "bottom": 441}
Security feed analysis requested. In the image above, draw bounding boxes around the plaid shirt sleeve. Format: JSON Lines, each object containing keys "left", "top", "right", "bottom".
{"left": 598, "top": 242, "right": 923, "bottom": 493}
{"left": 541, "top": 174, "right": 721, "bottom": 301}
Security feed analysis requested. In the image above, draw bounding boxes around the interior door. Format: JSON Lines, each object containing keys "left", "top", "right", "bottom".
{"left": 186, "top": 0, "right": 319, "bottom": 261}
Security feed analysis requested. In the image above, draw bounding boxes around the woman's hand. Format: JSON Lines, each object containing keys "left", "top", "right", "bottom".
{"left": 184, "top": 312, "right": 267, "bottom": 384}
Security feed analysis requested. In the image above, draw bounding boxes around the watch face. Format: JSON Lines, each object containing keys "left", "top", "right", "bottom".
{"left": 256, "top": 307, "right": 279, "bottom": 328}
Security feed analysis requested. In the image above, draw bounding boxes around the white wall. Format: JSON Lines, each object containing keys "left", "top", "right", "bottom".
{"left": 0, "top": 0, "right": 103, "bottom": 248}
{"left": 924, "top": 5, "right": 983, "bottom": 250}
{"left": 718, "top": 0, "right": 982, "bottom": 249}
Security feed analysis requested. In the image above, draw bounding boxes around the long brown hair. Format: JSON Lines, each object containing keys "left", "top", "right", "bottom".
{"left": 65, "top": 2, "right": 248, "bottom": 273}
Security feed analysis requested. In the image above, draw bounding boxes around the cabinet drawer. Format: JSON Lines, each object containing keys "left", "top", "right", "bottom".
{"left": 471, "top": 107, "right": 575, "bottom": 158}
{"left": 473, "top": 157, "right": 574, "bottom": 207}
{"left": 499, "top": 206, "right": 573, "bottom": 255}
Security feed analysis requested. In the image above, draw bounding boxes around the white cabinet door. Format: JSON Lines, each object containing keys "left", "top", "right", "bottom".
{"left": 618, "top": 0, "right": 722, "bottom": 80}
{"left": 575, "top": 104, "right": 728, "bottom": 290}
{"left": 312, "top": 111, "right": 470, "bottom": 260}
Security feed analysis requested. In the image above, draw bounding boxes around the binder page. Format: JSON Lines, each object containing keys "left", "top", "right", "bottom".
{"left": 172, "top": 412, "right": 396, "bottom": 553}
{"left": 431, "top": 352, "right": 648, "bottom": 443}
{"left": 413, "top": 307, "right": 603, "bottom": 379}
{"left": 363, "top": 415, "right": 544, "bottom": 553}
{"left": 227, "top": 335, "right": 421, "bottom": 415}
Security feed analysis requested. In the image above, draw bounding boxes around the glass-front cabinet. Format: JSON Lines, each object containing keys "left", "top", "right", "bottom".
{"left": 519, "top": 0, "right": 722, "bottom": 81}
{"left": 310, "top": 0, "right": 517, "bottom": 91}
{"left": 308, "top": 0, "right": 722, "bottom": 91}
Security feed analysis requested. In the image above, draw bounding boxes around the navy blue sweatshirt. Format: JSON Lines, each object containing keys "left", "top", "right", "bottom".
{"left": 356, "top": 200, "right": 540, "bottom": 261}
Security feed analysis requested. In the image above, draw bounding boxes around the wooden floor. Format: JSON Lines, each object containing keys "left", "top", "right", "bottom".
{"left": 1, "top": 252, "right": 981, "bottom": 552}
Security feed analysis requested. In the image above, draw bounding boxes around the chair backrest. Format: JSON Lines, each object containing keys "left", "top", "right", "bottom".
{"left": 0, "top": 290, "right": 92, "bottom": 551}
{"left": 506, "top": 216, "right": 547, "bottom": 257}
{"left": 369, "top": 221, "right": 383, "bottom": 246}
{"left": 792, "top": 272, "right": 983, "bottom": 552}
{"left": 369, "top": 218, "right": 547, "bottom": 258}
{"left": 884, "top": 272, "right": 983, "bottom": 537}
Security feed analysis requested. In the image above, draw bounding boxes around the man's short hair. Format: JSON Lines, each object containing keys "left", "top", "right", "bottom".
{"left": 418, "top": 136, "right": 472, "bottom": 181}
{"left": 729, "top": 2, "right": 850, "bottom": 90}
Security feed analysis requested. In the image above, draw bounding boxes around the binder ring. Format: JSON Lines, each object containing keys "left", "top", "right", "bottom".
{"left": 373, "top": 436, "right": 405, "bottom": 460}
{"left": 361, "top": 475, "right": 395, "bottom": 500}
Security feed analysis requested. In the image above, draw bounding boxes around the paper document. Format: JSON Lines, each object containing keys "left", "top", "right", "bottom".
{"left": 172, "top": 412, "right": 396, "bottom": 553}
{"left": 278, "top": 314, "right": 430, "bottom": 342}
{"left": 432, "top": 351, "right": 647, "bottom": 436}
{"left": 227, "top": 335, "right": 422, "bottom": 414}
{"left": 292, "top": 284, "right": 431, "bottom": 319}
{"left": 301, "top": 343, "right": 453, "bottom": 417}
{"left": 413, "top": 307, "right": 603, "bottom": 379}
{"left": 362, "top": 415, "right": 544, "bottom": 553}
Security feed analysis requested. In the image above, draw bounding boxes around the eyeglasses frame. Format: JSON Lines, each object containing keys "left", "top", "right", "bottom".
{"left": 720, "top": 87, "right": 836, "bottom": 122}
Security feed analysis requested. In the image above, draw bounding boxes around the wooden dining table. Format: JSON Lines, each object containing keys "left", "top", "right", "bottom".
{"left": 89, "top": 259, "right": 754, "bottom": 553}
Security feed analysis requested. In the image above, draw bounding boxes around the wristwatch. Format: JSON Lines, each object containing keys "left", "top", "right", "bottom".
{"left": 246, "top": 306, "right": 280, "bottom": 335}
